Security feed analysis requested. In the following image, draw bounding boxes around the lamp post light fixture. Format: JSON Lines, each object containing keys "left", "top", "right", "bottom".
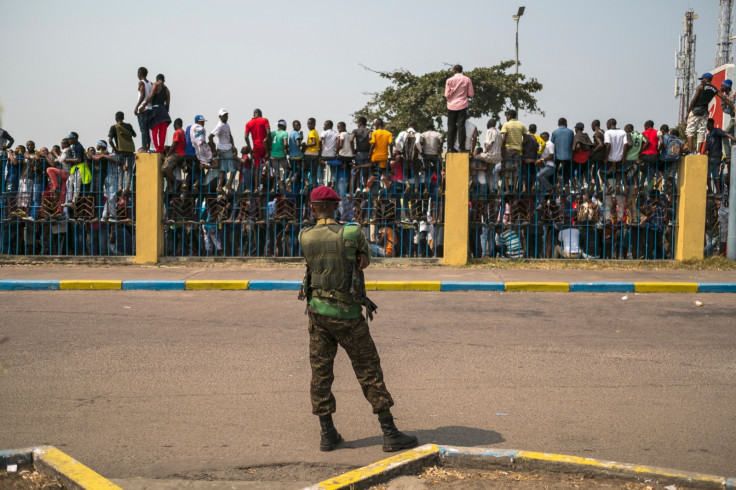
{"left": 512, "top": 6, "right": 525, "bottom": 113}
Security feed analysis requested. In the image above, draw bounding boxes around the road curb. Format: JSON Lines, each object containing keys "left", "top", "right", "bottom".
{"left": 2, "top": 446, "right": 120, "bottom": 489}
{"left": 1, "top": 279, "right": 735, "bottom": 293}
{"left": 308, "top": 444, "right": 735, "bottom": 490}
{"left": 58, "top": 280, "right": 122, "bottom": 290}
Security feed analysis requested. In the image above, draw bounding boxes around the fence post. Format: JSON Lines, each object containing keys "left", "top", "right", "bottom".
{"left": 442, "top": 152, "right": 469, "bottom": 266}
{"left": 134, "top": 152, "right": 163, "bottom": 264}
{"left": 675, "top": 154, "right": 707, "bottom": 261}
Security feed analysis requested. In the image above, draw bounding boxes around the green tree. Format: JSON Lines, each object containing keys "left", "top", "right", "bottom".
{"left": 353, "top": 61, "right": 543, "bottom": 134}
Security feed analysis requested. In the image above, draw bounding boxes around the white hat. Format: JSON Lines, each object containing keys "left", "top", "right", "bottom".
{"left": 218, "top": 108, "right": 229, "bottom": 116}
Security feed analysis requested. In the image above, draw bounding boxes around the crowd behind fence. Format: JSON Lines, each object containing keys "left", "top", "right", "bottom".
{"left": 0, "top": 126, "right": 729, "bottom": 259}
{"left": 1, "top": 151, "right": 135, "bottom": 256}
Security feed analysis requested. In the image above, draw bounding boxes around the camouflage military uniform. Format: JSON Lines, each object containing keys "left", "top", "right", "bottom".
{"left": 300, "top": 218, "right": 393, "bottom": 416}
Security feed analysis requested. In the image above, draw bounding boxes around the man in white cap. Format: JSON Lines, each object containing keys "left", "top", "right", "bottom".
{"left": 209, "top": 109, "right": 236, "bottom": 195}
{"left": 92, "top": 140, "right": 121, "bottom": 221}
{"left": 190, "top": 115, "right": 218, "bottom": 193}
{"left": 270, "top": 119, "right": 290, "bottom": 193}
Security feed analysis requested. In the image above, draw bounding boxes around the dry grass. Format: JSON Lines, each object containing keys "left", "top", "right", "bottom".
{"left": 466, "top": 256, "right": 736, "bottom": 271}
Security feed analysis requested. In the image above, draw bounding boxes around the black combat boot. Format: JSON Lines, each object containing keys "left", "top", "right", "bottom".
{"left": 319, "top": 414, "right": 344, "bottom": 451}
{"left": 379, "top": 415, "right": 418, "bottom": 452}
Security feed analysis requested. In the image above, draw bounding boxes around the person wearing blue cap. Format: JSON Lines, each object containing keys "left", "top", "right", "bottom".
{"left": 189, "top": 114, "right": 218, "bottom": 194}
{"left": 686, "top": 73, "right": 735, "bottom": 154}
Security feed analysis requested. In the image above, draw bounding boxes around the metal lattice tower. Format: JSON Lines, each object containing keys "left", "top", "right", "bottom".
{"left": 676, "top": 10, "right": 698, "bottom": 125}
{"left": 716, "top": 0, "right": 734, "bottom": 66}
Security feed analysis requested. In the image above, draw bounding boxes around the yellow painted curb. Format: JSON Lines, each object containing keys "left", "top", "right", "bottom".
{"left": 185, "top": 280, "right": 249, "bottom": 290}
{"left": 364, "top": 281, "right": 441, "bottom": 291}
{"left": 505, "top": 282, "right": 569, "bottom": 292}
{"left": 634, "top": 282, "right": 698, "bottom": 293}
{"left": 517, "top": 450, "right": 728, "bottom": 487}
{"left": 312, "top": 444, "right": 439, "bottom": 490}
{"left": 34, "top": 446, "right": 121, "bottom": 489}
{"left": 58, "top": 280, "right": 122, "bottom": 290}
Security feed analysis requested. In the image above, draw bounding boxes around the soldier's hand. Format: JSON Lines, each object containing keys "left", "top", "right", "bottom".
{"left": 357, "top": 252, "right": 369, "bottom": 271}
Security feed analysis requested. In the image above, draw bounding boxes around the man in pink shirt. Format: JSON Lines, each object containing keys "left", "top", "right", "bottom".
{"left": 445, "top": 64, "right": 474, "bottom": 153}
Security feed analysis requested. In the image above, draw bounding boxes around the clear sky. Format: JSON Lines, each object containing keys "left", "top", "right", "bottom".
{"left": 0, "top": 0, "right": 723, "bottom": 149}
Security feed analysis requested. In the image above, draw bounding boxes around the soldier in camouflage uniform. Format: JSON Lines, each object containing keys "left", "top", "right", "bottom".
{"left": 298, "top": 185, "right": 418, "bottom": 452}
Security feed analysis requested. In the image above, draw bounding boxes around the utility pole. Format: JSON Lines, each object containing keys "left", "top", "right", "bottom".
{"left": 675, "top": 10, "right": 697, "bottom": 126}
{"left": 512, "top": 6, "right": 525, "bottom": 113}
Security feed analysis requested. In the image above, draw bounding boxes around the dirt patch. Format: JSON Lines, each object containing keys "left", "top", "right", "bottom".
{"left": 169, "top": 461, "right": 357, "bottom": 483}
{"left": 0, "top": 469, "right": 64, "bottom": 489}
{"left": 370, "top": 466, "right": 700, "bottom": 489}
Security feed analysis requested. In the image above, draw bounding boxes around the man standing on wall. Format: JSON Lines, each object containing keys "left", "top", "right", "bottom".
{"left": 445, "top": 64, "right": 474, "bottom": 153}
{"left": 133, "top": 67, "right": 153, "bottom": 153}
{"left": 245, "top": 108, "right": 271, "bottom": 193}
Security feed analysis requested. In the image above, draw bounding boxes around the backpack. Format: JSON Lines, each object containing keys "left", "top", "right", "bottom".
{"left": 403, "top": 132, "right": 420, "bottom": 165}
{"left": 661, "top": 135, "right": 682, "bottom": 162}
{"left": 184, "top": 125, "right": 196, "bottom": 156}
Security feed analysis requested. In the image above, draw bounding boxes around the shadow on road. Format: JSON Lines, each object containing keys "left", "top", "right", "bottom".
{"left": 343, "top": 425, "right": 505, "bottom": 450}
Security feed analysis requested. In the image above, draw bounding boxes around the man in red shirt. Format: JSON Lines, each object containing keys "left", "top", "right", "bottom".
{"left": 640, "top": 120, "right": 659, "bottom": 190}
{"left": 245, "top": 108, "right": 271, "bottom": 192}
{"left": 444, "top": 64, "right": 474, "bottom": 153}
{"left": 162, "top": 118, "right": 186, "bottom": 191}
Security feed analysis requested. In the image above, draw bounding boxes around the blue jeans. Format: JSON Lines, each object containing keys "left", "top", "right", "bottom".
{"left": 536, "top": 165, "right": 555, "bottom": 195}
{"left": 5, "top": 162, "right": 19, "bottom": 192}
{"left": 137, "top": 110, "right": 152, "bottom": 149}
{"left": 118, "top": 153, "right": 135, "bottom": 191}
{"left": 30, "top": 182, "right": 43, "bottom": 219}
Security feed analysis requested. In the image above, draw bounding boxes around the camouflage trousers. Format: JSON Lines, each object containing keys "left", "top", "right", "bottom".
{"left": 308, "top": 309, "right": 394, "bottom": 416}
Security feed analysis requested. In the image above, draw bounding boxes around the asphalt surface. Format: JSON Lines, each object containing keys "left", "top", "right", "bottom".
{"left": 1, "top": 290, "right": 735, "bottom": 488}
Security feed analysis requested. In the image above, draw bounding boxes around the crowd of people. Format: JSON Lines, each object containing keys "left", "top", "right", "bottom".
{"left": 0, "top": 67, "right": 730, "bottom": 258}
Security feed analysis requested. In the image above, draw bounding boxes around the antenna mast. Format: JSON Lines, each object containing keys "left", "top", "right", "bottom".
{"left": 716, "top": 0, "right": 734, "bottom": 66}
{"left": 676, "top": 10, "right": 698, "bottom": 125}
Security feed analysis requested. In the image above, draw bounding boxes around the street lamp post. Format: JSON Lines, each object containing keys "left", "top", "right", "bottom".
{"left": 513, "top": 6, "right": 525, "bottom": 113}
{"left": 729, "top": 34, "right": 736, "bottom": 259}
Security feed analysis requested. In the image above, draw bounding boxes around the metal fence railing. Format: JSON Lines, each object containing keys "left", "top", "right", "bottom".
{"left": 1, "top": 153, "right": 135, "bottom": 256}
{"left": 161, "top": 153, "right": 445, "bottom": 258}
{"left": 2, "top": 147, "right": 727, "bottom": 260}
{"left": 468, "top": 157, "right": 679, "bottom": 259}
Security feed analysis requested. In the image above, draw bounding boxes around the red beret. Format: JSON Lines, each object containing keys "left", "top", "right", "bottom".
{"left": 310, "top": 186, "right": 341, "bottom": 202}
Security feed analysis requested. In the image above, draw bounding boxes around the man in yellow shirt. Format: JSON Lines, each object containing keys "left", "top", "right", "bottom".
{"left": 303, "top": 117, "right": 321, "bottom": 192}
{"left": 369, "top": 119, "right": 393, "bottom": 192}
{"left": 529, "top": 123, "right": 545, "bottom": 156}
{"left": 500, "top": 109, "right": 527, "bottom": 194}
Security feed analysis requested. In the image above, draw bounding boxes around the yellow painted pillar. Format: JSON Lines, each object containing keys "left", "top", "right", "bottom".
{"left": 441, "top": 153, "right": 469, "bottom": 266}
{"left": 675, "top": 154, "right": 707, "bottom": 261}
{"left": 134, "top": 152, "right": 163, "bottom": 264}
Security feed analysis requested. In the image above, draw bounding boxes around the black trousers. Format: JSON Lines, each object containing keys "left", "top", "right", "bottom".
{"left": 447, "top": 108, "right": 468, "bottom": 151}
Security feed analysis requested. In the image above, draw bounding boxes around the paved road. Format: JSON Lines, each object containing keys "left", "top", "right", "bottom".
{"left": 1, "top": 290, "right": 734, "bottom": 488}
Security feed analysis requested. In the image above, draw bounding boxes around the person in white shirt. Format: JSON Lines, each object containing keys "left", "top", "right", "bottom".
{"left": 555, "top": 227, "right": 581, "bottom": 258}
{"left": 454, "top": 119, "right": 478, "bottom": 152}
{"left": 190, "top": 115, "right": 218, "bottom": 193}
{"left": 395, "top": 123, "right": 425, "bottom": 195}
{"left": 209, "top": 109, "right": 236, "bottom": 195}
{"left": 535, "top": 132, "right": 555, "bottom": 196}
{"left": 603, "top": 118, "right": 627, "bottom": 222}
{"left": 479, "top": 119, "right": 502, "bottom": 193}
{"left": 335, "top": 121, "right": 353, "bottom": 201}
{"left": 604, "top": 118, "right": 627, "bottom": 164}
{"left": 319, "top": 120, "right": 339, "bottom": 186}
{"left": 419, "top": 125, "right": 442, "bottom": 166}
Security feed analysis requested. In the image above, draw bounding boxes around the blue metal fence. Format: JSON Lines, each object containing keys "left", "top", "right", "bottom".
{"left": 161, "top": 152, "right": 446, "bottom": 258}
{"left": 0, "top": 152, "right": 135, "bottom": 256}
{"left": 468, "top": 156, "right": 680, "bottom": 259}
